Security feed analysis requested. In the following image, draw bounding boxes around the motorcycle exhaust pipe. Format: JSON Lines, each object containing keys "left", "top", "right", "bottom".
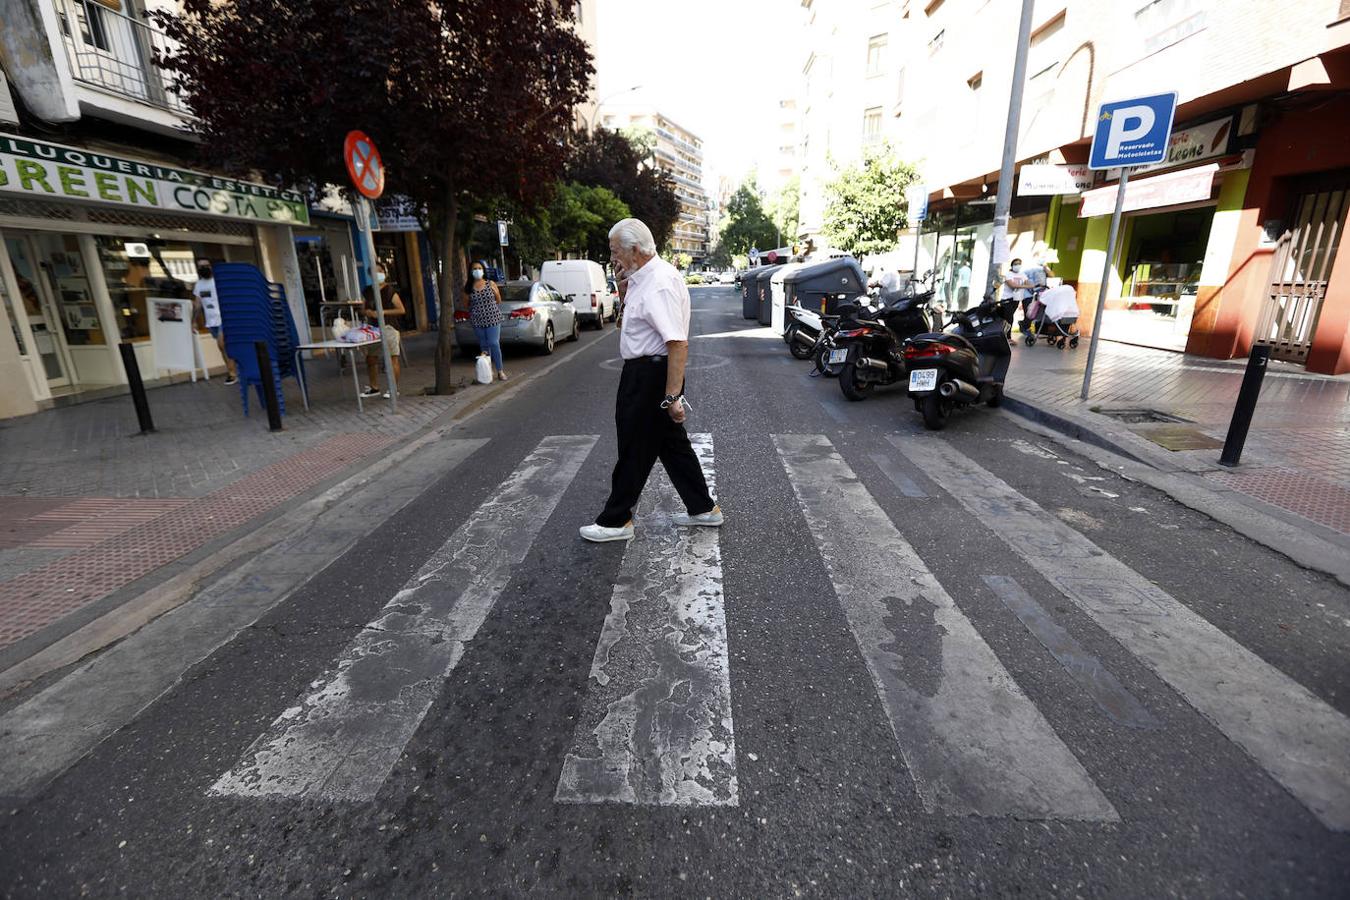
{"left": 939, "top": 378, "right": 980, "bottom": 399}
{"left": 792, "top": 329, "right": 817, "bottom": 346}
{"left": 857, "top": 357, "right": 889, "bottom": 371}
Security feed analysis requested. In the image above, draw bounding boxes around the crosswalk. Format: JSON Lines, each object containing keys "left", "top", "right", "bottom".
{"left": 5, "top": 428, "right": 1349, "bottom": 832}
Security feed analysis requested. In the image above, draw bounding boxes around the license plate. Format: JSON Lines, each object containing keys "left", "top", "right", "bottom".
{"left": 908, "top": 368, "right": 938, "bottom": 392}
{"left": 828, "top": 348, "right": 848, "bottom": 365}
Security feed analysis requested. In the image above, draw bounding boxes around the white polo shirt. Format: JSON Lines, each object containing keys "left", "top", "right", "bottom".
{"left": 619, "top": 256, "right": 690, "bottom": 359}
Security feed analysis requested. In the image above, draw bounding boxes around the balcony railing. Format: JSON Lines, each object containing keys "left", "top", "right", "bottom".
{"left": 57, "top": 0, "right": 189, "bottom": 115}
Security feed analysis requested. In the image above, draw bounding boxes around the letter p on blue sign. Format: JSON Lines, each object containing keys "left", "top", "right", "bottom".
{"left": 1088, "top": 92, "right": 1177, "bottom": 170}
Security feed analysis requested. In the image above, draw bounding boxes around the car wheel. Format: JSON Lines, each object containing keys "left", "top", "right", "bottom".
{"left": 595, "top": 311, "right": 606, "bottom": 331}
{"left": 541, "top": 322, "right": 555, "bottom": 354}
{"left": 568, "top": 317, "right": 580, "bottom": 342}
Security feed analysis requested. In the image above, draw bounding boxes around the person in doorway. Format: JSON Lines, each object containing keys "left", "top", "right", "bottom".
{"left": 361, "top": 264, "right": 405, "bottom": 398}
{"left": 1002, "top": 258, "right": 1032, "bottom": 333}
{"left": 580, "top": 218, "right": 721, "bottom": 543}
{"left": 955, "top": 261, "right": 972, "bottom": 309}
{"left": 464, "top": 260, "right": 506, "bottom": 381}
{"left": 193, "top": 260, "right": 237, "bottom": 385}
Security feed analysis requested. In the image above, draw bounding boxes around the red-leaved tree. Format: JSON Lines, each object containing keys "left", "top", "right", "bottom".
{"left": 154, "top": 0, "right": 592, "bottom": 392}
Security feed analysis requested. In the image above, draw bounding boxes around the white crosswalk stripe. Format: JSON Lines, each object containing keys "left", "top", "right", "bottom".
{"left": 556, "top": 434, "right": 737, "bottom": 806}
{"left": 210, "top": 434, "right": 598, "bottom": 802}
{"left": 896, "top": 435, "right": 1350, "bottom": 832}
{"left": 772, "top": 433, "right": 1119, "bottom": 822}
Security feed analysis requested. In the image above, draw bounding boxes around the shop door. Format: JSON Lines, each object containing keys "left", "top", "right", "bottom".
{"left": 1256, "top": 183, "right": 1349, "bottom": 363}
{"left": 4, "top": 236, "right": 74, "bottom": 389}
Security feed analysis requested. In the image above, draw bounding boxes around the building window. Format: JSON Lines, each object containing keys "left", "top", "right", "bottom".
{"left": 893, "top": 66, "right": 906, "bottom": 116}
{"left": 862, "top": 107, "right": 883, "bottom": 145}
{"left": 928, "top": 28, "right": 945, "bottom": 55}
{"left": 866, "top": 33, "right": 888, "bottom": 77}
{"left": 968, "top": 71, "right": 982, "bottom": 91}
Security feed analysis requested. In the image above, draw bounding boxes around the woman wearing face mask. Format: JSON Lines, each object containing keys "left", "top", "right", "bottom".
{"left": 361, "top": 264, "right": 406, "bottom": 398}
{"left": 464, "top": 260, "right": 506, "bottom": 381}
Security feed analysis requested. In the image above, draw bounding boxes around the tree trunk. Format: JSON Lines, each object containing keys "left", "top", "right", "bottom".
{"left": 433, "top": 186, "right": 461, "bottom": 395}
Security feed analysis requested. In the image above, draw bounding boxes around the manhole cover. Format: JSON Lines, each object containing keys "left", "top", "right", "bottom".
{"left": 1093, "top": 407, "right": 1192, "bottom": 424}
{"left": 1134, "top": 424, "right": 1225, "bottom": 451}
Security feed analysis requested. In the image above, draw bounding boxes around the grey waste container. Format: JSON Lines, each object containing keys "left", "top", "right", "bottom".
{"left": 755, "top": 265, "right": 784, "bottom": 325}
{"left": 783, "top": 257, "right": 867, "bottom": 316}
{"left": 740, "top": 267, "right": 761, "bottom": 318}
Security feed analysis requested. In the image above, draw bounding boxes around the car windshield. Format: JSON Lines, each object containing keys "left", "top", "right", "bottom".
{"left": 501, "top": 285, "right": 533, "bottom": 303}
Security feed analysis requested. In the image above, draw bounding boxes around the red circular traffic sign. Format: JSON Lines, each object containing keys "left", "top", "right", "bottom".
{"left": 344, "top": 130, "right": 385, "bottom": 199}
{"left": 767, "top": 250, "right": 779, "bottom": 263}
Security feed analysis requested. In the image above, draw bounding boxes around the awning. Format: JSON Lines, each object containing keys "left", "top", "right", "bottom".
{"left": 1078, "top": 163, "right": 1220, "bottom": 218}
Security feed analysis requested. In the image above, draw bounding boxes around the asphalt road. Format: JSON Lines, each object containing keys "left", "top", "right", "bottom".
{"left": 2, "top": 286, "right": 1349, "bottom": 897}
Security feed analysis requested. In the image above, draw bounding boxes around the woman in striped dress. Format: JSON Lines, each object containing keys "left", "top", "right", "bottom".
{"left": 464, "top": 261, "right": 506, "bottom": 381}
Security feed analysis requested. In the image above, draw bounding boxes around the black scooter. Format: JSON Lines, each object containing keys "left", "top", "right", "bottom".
{"left": 832, "top": 284, "right": 934, "bottom": 401}
{"left": 901, "top": 292, "right": 1018, "bottom": 430}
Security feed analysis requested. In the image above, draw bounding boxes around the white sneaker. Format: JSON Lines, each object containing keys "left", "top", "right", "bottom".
{"left": 672, "top": 505, "right": 724, "bottom": 527}
{"left": 579, "top": 521, "right": 635, "bottom": 542}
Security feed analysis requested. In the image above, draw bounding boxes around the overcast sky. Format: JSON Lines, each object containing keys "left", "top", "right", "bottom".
{"left": 595, "top": 0, "right": 803, "bottom": 195}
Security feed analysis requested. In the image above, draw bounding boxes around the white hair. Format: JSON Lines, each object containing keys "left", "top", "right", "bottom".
{"left": 608, "top": 218, "right": 656, "bottom": 256}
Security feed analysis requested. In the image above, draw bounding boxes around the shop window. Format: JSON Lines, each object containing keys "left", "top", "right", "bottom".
{"left": 96, "top": 236, "right": 197, "bottom": 341}
{"left": 0, "top": 267, "right": 27, "bottom": 356}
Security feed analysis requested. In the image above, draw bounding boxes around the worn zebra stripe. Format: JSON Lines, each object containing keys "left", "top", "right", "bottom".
{"left": 772, "top": 434, "right": 1117, "bottom": 821}
{"left": 211, "top": 434, "right": 597, "bottom": 802}
{"left": 899, "top": 436, "right": 1350, "bottom": 832}
{"left": 556, "top": 434, "right": 736, "bottom": 806}
{"left": 982, "top": 575, "right": 1159, "bottom": 730}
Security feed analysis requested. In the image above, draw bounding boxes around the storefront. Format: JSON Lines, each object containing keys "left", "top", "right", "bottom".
{"left": 0, "top": 132, "right": 310, "bottom": 417}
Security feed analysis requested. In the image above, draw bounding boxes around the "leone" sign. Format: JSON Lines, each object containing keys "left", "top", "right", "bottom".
{"left": 0, "top": 133, "right": 309, "bottom": 226}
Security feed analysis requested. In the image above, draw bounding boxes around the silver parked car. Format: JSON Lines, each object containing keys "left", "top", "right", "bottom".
{"left": 454, "top": 280, "right": 579, "bottom": 354}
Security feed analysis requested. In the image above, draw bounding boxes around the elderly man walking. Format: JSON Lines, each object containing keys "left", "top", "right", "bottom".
{"left": 580, "top": 218, "right": 722, "bottom": 542}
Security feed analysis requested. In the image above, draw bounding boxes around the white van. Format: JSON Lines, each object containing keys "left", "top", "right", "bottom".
{"left": 540, "top": 260, "right": 615, "bottom": 329}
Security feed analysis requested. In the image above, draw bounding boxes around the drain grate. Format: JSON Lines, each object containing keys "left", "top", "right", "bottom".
{"left": 1092, "top": 407, "right": 1192, "bottom": 424}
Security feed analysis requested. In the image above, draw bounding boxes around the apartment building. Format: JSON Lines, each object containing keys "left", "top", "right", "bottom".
{"left": 795, "top": 0, "right": 906, "bottom": 247}
{"left": 0, "top": 0, "right": 386, "bottom": 421}
{"left": 885, "top": 0, "right": 1350, "bottom": 374}
{"left": 601, "top": 108, "right": 712, "bottom": 261}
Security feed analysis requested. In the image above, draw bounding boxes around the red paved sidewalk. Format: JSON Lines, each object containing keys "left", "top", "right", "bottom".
{"left": 0, "top": 433, "right": 393, "bottom": 649}
{"left": 1004, "top": 341, "right": 1350, "bottom": 536}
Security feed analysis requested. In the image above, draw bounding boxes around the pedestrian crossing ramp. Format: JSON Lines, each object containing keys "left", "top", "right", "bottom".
{"left": 3, "top": 429, "right": 1349, "bottom": 832}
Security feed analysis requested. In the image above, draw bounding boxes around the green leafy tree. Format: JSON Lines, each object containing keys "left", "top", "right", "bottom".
{"left": 550, "top": 183, "right": 631, "bottom": 260}
{"left": 705, "top": 241, "right": 733, "bottom": 270}
{"left": 717, "top": 178, "right": 778, "bottom": 256}
{"left": 767, "top": 175, "right": 800, "bottom": 244}
{"left": 821, "top": 144, "right": 919, "bottom": 257}
{"left": 154, "top": 0, "right": 592, "bottom": 393}
{"left": 565, "top": 127, "right": 679, "bottom": 254}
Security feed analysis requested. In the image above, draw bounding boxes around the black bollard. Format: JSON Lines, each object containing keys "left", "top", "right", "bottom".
{"left": 1219, "top": 344, "right": 1271, "bottom": 467}
{"left": 254, "top": 341, "right": 284, "bottom": 432}
{"left": 117, "top": 342, "right": 155, "bottom": 434}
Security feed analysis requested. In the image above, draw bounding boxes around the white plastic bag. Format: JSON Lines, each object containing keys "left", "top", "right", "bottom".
{"left": 475, "top": 353, "right": 493, "bottom": 385}
{"left": 331, "top": 316, "right": 350, "bottom": 340}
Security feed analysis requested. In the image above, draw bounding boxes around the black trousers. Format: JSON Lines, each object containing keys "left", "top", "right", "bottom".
{"left": 596, "top": 357, "right": 715, "bottom": 528}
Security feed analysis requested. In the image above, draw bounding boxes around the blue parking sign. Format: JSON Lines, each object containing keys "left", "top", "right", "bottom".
{"left": 1088, "top": 92, "right": 1177, "bottom": 170}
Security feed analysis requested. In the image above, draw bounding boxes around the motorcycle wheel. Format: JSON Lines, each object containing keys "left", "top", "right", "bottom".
{"left": 839, "top": 362, "right": 873, "bottom": 401}
{"left": 788, "top": 328, "right": 814, "bottom": 360}
{"left": 815, "top": 345, "right": 838, "bottom": 378}
{"left": 921, "top": 394, "right": 950, "bottom": 430}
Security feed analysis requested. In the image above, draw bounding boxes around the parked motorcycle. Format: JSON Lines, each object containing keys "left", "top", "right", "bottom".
{"left": 901, "top": 292, "right": 1018, "bottom": 430}
{"left": 831, "top": 279, "right": 935, "bottom": 401}
{"left": 783, "top": 304, "right": 825, "bottom": 360}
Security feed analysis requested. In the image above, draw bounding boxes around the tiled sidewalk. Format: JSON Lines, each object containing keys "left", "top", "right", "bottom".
{"left": 1004, "top": 340, "right": 1350, "bottom": 535}
{"left": 0, "top": 333, "right": 475, "bottom": 650}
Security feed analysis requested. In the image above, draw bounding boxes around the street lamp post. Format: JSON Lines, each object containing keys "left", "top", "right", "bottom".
{"left": 987, "top": 0, "right": 1037, "bottom": 297}
{"left": 587, "top": 84, "right": 642, "bottom": 132}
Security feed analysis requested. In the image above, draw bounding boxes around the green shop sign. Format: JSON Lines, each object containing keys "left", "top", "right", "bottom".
{"left": 0, "top": 133, "right": 310, "bottom": 226}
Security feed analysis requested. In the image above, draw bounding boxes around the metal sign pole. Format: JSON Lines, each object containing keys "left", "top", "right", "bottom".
{"left": 358, "top": 196, "right": 397, "bottom": 412}
{"left": 1080, "top": 169, "right": 1129, "bottom": 401}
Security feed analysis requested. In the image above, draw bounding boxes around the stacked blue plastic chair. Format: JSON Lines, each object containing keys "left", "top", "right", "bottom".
{"left": 214, "top": 263, "right": 304, "bottom": 417}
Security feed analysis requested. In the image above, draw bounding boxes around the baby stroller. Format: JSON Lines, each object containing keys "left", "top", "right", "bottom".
{"left": 1024, "top": 284, "right": 1080, "bottom": 349}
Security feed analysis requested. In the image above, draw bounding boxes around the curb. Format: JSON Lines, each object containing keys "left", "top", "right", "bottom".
{"left": 1000, "top": 400, "right": 1350, "bottom": 590}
